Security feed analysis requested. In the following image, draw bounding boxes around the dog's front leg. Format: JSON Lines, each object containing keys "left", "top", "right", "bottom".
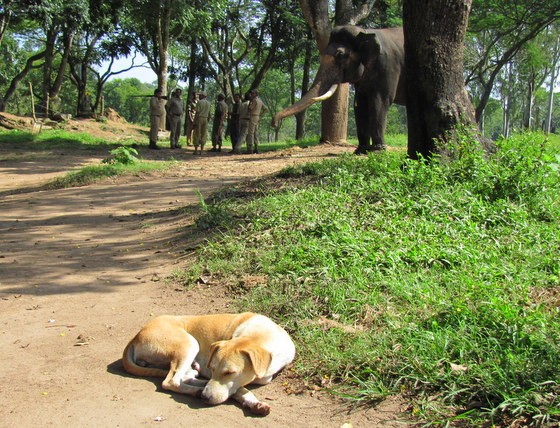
{"left": 182, "top": 372, "right": 208, "bottom": 388}
{"left": 233, "top": 387, "right": 270, "bottom": 416}
{"left": 163, "top": 369, "right": 206, "bottom": 396}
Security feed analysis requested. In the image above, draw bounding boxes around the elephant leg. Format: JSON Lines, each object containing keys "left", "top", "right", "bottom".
{"left": 354, "top": 90, "right": 370, "bottom": 155}
{"left": 368, "top": 96, "right": 389, "bottom": 151}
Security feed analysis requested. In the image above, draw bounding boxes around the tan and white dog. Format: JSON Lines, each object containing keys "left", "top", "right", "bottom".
{"left": 122, "top": 312, "right": 295, "bottom": 415}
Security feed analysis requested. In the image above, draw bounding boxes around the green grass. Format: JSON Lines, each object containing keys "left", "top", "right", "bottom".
{"left": 179, "top": 132, "right": 560, "bottom": 426}
{"left": 240, "top": 135, "right": 337, "bottom": 152}
{"left": 45, "top": 161, "right": 170, "bottom": 189}
{"left": 0, "top": 128, "right": 142, "bottom": 150}
{"left": 0, "top": 129, "right": 172, "bottom": 189}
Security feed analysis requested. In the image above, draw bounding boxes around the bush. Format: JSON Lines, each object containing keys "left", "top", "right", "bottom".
{"left": 102, "top": 146, "right": 140, "bottom": 165}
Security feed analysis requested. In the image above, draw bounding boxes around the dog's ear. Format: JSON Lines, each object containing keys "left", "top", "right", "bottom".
{"left": 243, "top": 347, "right": 272, "bottom": 378}
{"left": 208, "top": 341, "right": 226, "bottom": 368}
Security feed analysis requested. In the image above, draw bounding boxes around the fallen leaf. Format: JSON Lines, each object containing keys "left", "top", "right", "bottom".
{"left": 450, "top": 363, "right": 468, "bottom": 373}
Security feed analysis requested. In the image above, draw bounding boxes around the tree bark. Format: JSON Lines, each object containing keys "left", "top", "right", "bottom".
{"left": 300, "top": 0, "right": 347, "bottom": 143}
{"left": 298, "top": 0, "right": 373, "bottom": 144}
{"left": 403, "top": 0, "right": 479, "bottom": 159}
{"left": 157, "top": 0, "right": 171, "bottom": 95}
{"left": 42, "top": 28, "right": 57, "bottom": 116}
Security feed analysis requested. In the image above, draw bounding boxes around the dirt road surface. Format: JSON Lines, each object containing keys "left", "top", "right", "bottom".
{"left": 0, "top": 121, "right": 405, "bottom": 427}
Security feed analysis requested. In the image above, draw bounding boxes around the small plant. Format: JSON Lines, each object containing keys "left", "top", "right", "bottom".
{"left": 102, "top": 146, "right": 139, "bottom": 165}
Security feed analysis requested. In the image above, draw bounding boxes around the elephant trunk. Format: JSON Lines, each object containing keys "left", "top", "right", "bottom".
{"left": 272, "top": 60, "right": 339, "bottom": 128}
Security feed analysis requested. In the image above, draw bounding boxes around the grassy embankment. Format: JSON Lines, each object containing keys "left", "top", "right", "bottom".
{"left": 0, "top": 129, "right": 173, "bottom": 188}
{"left": 0, "top": 128, "right": 326, "bottom": 188}
{"left": 178, "top": 131, "right": 560, "bottom": 426}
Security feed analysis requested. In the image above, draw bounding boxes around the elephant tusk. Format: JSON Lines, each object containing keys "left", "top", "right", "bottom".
{"left": 312, "top": 84, "right": 338, "bottom": 102}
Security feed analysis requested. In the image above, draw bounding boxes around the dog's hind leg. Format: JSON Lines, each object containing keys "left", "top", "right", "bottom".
{"left": 232, "top": 387, "right": 271, "bottom": 416}
{"left": 161, "top": 333, "right": 205, "bottom": 395}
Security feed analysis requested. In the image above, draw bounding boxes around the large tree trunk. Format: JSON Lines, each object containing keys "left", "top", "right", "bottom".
{"left": 298, "top": 0, "right": 374, "bottom": 144}
{"left": 42, "top": 28, "right": 57, "bottom": 117}
{"left": 41, "top": 28, "right": 73, "bottom": 117}
{"left": 320, "top": 84, "right": 349, "bottom": 143}
{"left": 158, "top": 0, "right": 173, "bottom": 95}
{"left": 299, "top": 0, "right": 347, "bottom": 143}
{"left": 403, "top": 0, "right": 479, "bottom": 159}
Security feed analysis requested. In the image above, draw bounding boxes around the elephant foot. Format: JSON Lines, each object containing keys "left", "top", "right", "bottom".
{"left": 354, "top": 144, "right": 386, "bottom": 155}
{"left": 354, "top": 146, "right": 369, "bottom": 155}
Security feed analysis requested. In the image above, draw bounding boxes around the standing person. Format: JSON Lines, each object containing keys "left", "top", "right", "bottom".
{"left": 149, "top": 88, "right": 166, "bottom": 150}
{"left": 228, "top": 93, "right": 241, "bottom": 153}
{"left": 193, "top": 92, "right": 211, "bottom": 155}
{"left": 211, "top": 94, "right": 228, "bottom": 152}
{"left": 185, "top": 91, "right": 198, "bottom": 146}
{"left": 246, "top": 89, "right": 268, "bottom": 154}
{"left": 166, "top": 89, "right": 183, "bottom": 149}
{"left": 235, "top": 93, "right": 251, "bottom": 154}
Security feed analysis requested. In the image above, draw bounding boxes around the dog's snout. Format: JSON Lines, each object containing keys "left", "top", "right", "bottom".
{"left": 200, "top": 392, "right": 212, "bottom": 404}
{"left": 201, "top": 390, "right": 220, "bottom": 406}
{"left": 201, "top": 383, "right": 229, "bottom": 406}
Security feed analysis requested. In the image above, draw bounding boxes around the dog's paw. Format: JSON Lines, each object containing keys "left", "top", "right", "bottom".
{"left": 245, "top": 401, "right": 271, "bottom": 416}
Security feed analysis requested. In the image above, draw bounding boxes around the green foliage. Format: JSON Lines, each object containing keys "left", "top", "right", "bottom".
{"left": 102, "top": 78, "right": 156, "bottom": 125}
{"left": 102, "top": 146, "right": 139, "bottom": 165}
{"left": 182, "top": 132, "right": 560, "bottom": 426}
{"left": 0, "top": 128, "right": 133, "bottom": 148}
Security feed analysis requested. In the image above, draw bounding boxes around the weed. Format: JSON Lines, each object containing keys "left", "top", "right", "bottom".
{"left": 102, "top": 146, "right": 140, "bottom": 165}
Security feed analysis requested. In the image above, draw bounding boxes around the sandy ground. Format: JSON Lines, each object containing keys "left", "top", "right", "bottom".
{"left": 0, "top": 117, "right": 408, "bottom": 427}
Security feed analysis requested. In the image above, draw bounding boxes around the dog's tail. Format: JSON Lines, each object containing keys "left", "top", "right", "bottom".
{"left": 122, "top": 341, "right": 168, "bottom": 378}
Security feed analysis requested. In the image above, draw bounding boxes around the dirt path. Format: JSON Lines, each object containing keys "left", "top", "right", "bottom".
{"left": 0, "top": 138, "right": 405, "bottom": 427}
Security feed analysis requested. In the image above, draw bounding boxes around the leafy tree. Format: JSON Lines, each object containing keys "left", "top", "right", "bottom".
{"left": 103, "top": 78, "right": 155, "bottom": 125}
{"left": 123, "top": 0, "right": 225, "bottom": 95}
{"left": 466, "top": 0, "right": 560, "bottom": 123}
{"left": 67, "top": 0, "right": 125, "bottom": 117}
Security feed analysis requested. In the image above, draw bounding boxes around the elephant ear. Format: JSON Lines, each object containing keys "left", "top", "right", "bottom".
{"left": 356, "top": 31, "right": 382, "bottom": 64}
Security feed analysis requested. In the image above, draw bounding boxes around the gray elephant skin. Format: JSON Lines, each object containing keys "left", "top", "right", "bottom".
{"left": 273, "top": 25, "right": 405, "bottom": 154}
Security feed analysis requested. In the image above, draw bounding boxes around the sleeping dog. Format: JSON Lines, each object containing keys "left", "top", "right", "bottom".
{"left": 122, "top": 312, "right": 295, "bottom": 415}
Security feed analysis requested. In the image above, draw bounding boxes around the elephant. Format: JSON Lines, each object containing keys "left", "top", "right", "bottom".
{"left": 272, "top": 25, "right": 405, "bottom": 154}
